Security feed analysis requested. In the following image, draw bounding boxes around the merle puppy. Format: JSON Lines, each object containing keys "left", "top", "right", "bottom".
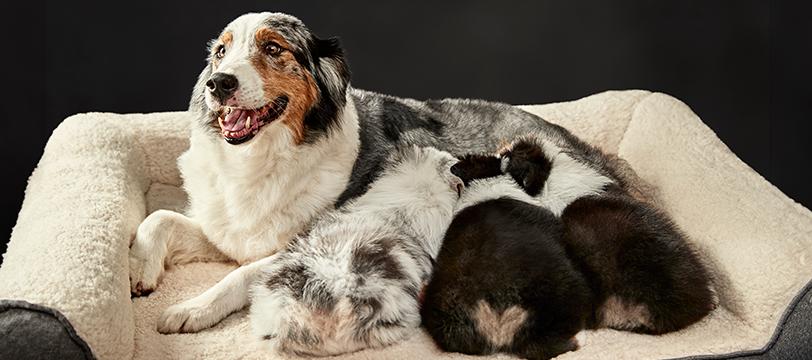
{"left": 250, "top": 146, "right": 462, "bottom": 356}
{"left": 421, "top": 160, "right": 592, "bottom": 360}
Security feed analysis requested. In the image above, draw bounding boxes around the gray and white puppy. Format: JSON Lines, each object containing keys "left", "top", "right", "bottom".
{"left": 249, "top": 146, "right": 462, "bottom": 356}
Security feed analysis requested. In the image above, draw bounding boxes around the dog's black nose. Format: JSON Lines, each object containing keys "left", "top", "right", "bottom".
{"left": 206, "top": 73, "right": 239, "bottom": 102}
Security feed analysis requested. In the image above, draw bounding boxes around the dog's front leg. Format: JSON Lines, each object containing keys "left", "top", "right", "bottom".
{"left": 157, "top": 254, "right": 278, "bottom": 334}
{"left": 129, "top": 209, "right": 228, "bottom": 296}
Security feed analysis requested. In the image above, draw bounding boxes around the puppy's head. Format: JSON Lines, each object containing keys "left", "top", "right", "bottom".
{"left": 191, "top": 13, "right": 350, "bottom": 146}
{"left": 449, "top": 154, "right": 502, "bottom": 186}
{"left": 451, "top": 137, "right": 554, "bottom": 196}
{"left": 499, "top": 138, "right": 553, "bottom": 196}
{"left": 391, "top": 146, "right": 464, "bottom": 199}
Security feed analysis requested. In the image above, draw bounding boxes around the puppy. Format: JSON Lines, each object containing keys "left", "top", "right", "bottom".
{"left": 249, "top": 146, "right": 462, "bottom": 356}
{"left": 420, "top": 169, "right": 593, "bottom": 360}
{"left": 446, "top": 136, "right": 716, "bottom": 336}
{"left": 501, "top": 137, "right": 717, "bottom": 334}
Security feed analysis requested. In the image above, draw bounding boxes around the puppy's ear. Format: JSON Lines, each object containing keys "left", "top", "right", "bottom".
{"left": 505, "top": 140, "right": 552, "bottom": 196}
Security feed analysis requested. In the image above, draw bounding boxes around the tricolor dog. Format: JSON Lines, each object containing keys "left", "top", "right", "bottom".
{"left": 127, "top": 11, "right": 650, "bottom": 343}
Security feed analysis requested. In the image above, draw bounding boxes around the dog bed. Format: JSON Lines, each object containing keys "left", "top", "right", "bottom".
{"left": 1, "top": 90, "right": 810, "bottom": 359}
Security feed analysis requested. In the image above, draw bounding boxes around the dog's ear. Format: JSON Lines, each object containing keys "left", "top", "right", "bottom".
{"left": 300, "top": 35, "right": 352, "bottom": 138}
{"left": 312, "top": 36, "right": 350, "bottom": 98}
{"left": 315, "top": 37, "right": 343, "bottom": 59}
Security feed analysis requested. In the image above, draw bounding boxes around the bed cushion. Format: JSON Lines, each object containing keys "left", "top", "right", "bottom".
{"left": 1, "top": 90, "right": 810, "bottom": 359}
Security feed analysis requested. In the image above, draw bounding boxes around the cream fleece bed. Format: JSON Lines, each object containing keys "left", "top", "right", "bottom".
{"left": 1, "top": 90, "right": 810, "bottom": 359}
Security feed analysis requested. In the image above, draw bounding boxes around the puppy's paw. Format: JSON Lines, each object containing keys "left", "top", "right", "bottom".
{"left": 129, "top": 241, "right": 164, "bottom": 297}
{"left": 157, "top": 298, "right": 221, "bottom": 334}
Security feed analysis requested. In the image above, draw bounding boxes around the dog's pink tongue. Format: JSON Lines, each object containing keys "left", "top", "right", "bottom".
{"left": 221, "top": 109, "right": 249, "bottom": 132}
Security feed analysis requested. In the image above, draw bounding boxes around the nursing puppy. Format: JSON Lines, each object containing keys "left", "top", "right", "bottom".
{"left": 421, "top": 172, "right": 592, "bottom": 360}
{"left": 437, "top": 136, "right": 715, "bottom": 340}
{"left": 250, "top": 146, "right": 462, "bottom": 356}
{"left": 502, "top": 137, "right": 716, "bottom": 334}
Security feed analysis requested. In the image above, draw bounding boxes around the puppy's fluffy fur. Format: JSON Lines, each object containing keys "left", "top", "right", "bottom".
{"left": 422, "top": 181, "right": 591, "bottom": 360}
{"left": 250, "top": 146, "right": 461, "bottom": 356}
{"left": 502, "top": 137, "right": 717, "bottom": 334}
{"left": 422, "top": 136, "right": 716, "bottom": 359}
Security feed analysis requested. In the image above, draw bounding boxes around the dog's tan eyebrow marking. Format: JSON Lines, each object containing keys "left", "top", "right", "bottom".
{"left": 220, "top": 31, "right": 233, "bottom": 47}
{"left": 211, "top": 32, "right": 233, "bottom": 66}
{"left": 254, "top": 27, "right": 292, "bottom": 50}
{"left": 212, "top": 31, "right": 234, "bottom": 51}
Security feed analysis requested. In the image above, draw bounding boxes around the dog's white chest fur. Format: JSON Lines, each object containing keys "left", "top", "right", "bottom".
{"left": 178, "top": 102, "right": 360, "bottom": 264}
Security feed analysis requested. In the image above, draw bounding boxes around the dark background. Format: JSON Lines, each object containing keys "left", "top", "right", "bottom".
{"left": 2, "top": 1, "right": 810, "bottom": 261}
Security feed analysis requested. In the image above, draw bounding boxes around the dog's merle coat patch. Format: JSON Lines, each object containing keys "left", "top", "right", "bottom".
{"left": 250, "top": 147, "right": 461, "bottom": 356}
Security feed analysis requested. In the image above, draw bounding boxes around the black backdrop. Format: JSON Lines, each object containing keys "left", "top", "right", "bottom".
{"left": 2, "top": 1, "right": 810, "bottom": 260}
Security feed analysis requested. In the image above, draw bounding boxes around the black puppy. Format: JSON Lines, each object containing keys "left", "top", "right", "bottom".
{"left": 421, "top": 153, "right": 592, "bottom": 360}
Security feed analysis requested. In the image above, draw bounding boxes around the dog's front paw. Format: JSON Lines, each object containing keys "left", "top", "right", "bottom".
{"left": 129, "top": 239, "right": 165, "bottom": 297}
{"left": 157, "top": 298, "right": 221, "bottom": 334}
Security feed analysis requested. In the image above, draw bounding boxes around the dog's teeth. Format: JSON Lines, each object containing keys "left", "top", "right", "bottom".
{"left": 226, "top": 107, "right": 232, "bottom": 114}
{"left": 246, "top": 116, "right": 252, "bottom": 128}
{"left": 218, "top": 117, "right": 224, "bottom": 128}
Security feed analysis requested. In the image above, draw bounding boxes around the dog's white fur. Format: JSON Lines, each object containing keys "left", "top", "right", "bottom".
{"left": 531, "top": 139, "right": 613, "bottom": 216}
{"left": 180, "top": 96, "right": 359, "bottom": 265}
{"left": 129, "top": 13, "right": 362, "bottom": 333}
{"left": 455, "top": 176, "right": 535, "bottom": 214}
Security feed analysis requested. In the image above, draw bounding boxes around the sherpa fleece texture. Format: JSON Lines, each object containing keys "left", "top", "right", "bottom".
{"left": 1, "top": 91, "right": 810, "bottom": 359}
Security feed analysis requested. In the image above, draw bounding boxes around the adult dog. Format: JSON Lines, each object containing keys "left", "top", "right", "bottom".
{"left": 129, "top": 12, "right": 642, "bottom": 334}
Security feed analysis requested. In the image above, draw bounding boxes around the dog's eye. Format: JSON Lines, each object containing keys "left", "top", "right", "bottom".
{"left": 215, "top": 45, "right": 226, "bottom": 59}
{"left": 263, "top": 42, "right": 282, "bottom": 56}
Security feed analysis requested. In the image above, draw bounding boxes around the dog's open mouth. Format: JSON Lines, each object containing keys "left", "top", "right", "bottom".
{"left": 217, "top": 96, "right": 288, "bottom": 145}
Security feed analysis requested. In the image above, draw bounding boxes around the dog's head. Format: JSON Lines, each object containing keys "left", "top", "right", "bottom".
{"left": 451, "top": 137, "right": 553, "bottom": 196}
{"left": 190, "top": 13, "right": 350, "bottom": 146}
